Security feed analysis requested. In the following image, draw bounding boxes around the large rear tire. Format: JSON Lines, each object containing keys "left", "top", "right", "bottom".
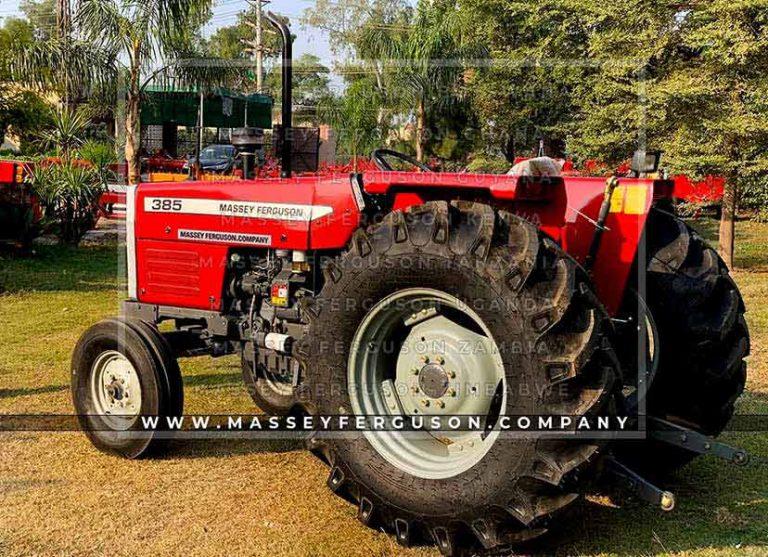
{"left": 296, "top": 201, "right": 620, "bottom": 555}
{"left": 622, "top": 208, "right": 749, "bottom": 473}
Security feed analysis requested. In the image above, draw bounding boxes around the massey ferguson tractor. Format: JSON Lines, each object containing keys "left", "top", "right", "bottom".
{"left": 71, "top": 13, "right": 750, "bottom": 556}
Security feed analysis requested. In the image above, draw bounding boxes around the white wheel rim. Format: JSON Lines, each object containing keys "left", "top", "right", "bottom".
{"left": 348, "top": 288, "right": 507, "bottom": 480}
{"left": 89, "top": 350, "right": 142, "bottom": 429}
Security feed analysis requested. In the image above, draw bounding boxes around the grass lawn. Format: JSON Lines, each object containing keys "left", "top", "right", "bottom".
{"left": 0, "top": 217, "right": 766, "bottom": 557}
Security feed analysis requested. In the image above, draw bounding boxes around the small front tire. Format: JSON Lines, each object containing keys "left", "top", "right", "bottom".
{"left": 71, "top": 317, "right": 183, "bottom": 459}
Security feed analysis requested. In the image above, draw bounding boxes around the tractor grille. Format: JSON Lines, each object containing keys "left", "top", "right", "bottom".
{"left": 143, "top": 248, "right": 201, "bottom": 296}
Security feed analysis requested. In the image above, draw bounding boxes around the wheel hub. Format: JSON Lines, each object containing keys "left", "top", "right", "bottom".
{"left": 418, "top": 363, "right": 450, "bottom": 399}
{"left": 89, "top": 351, "right": 142, "bottom": 428}
{"left": 106, "top": 379, "right": 125, "bottom": 401}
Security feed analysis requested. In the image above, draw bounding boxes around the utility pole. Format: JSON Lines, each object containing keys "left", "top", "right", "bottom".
{"left": 57, "top": 0, "right": 72, "bottom": 107}
{"left": 244, "top": 0, "right": 269, "bottom": 93}
{"left": 255, "top": 0, "right": 263, "bottom": 92}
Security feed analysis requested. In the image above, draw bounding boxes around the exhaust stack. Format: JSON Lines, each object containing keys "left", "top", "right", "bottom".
{"left": 264, "top": 12, "right": 293, "bottom": 178}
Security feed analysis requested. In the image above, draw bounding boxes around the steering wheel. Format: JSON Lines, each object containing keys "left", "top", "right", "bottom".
{"left": 372, "top": 149, "right": 433, "bottom": 172}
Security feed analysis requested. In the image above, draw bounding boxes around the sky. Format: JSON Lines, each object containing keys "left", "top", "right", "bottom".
{"left": 0, "top": 0, "right": 336, "bottom": 73}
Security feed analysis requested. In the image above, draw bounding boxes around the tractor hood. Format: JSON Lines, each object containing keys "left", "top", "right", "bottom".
{"left": 128, "top": 174, "right": 361, "bottom": 310}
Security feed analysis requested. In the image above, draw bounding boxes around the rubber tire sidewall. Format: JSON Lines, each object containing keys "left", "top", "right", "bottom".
{"left": 241, "top": 351, "right": 295, "bottom": 416}
{"left": 308, "top": 252, "right": 545, "bottom": 519}
{"left": 71, "top": 319, "right": 179, "bottom": 459}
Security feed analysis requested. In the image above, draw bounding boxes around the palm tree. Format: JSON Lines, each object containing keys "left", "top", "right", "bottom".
{"left": 356, "top": 1, "right": 481, "bottom": 161}
{"left": 76, "top": 0, "right": 213, "bottom": 184}
{"left": 36, "top": 106, "right": 91, "bottom": 156}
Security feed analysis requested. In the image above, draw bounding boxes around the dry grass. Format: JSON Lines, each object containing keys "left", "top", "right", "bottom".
{"left": 0, "top": 217, "right": 766, "bottom": 557}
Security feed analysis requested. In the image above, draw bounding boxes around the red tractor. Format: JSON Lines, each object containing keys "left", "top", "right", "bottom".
{"left": 71, "top": 14, "right": 749, "bottom": 556}
{"left": 0, "top": 158, "right": 39, "bottom": 250}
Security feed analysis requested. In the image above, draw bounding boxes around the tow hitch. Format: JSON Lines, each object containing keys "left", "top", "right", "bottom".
{"left": 605, "top": 418, "right": 750, "bottom": 512}
{"left": 604, "top": 456, "right": 677, "bottom": 511}
{"left": 647, "top": 417, "right": 750, "bottom": 466}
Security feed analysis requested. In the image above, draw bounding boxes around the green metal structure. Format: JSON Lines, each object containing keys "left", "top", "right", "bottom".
{"left": 141, "top": 87, "right": 273, "bottom": 129}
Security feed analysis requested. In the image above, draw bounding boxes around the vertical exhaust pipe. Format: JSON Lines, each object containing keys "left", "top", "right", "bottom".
{"left": 264, "top": 12, "right": 293, "bottom": 178}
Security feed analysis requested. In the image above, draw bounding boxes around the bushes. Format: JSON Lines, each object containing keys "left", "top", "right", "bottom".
{"left": 465, "top": 155, "right": 511, "bottom": 174}
{"left": 29, "top": 160, "right": 104, "bottom": 245}
{"left": 79, "top": 140, "right": 117, "bottom": 183}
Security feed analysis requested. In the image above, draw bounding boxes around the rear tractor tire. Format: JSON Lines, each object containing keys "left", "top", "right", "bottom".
{"left": 296, "top": 201, "right": 620, "bottom": 555}
{"left": 71, "top": 317, "right": 183, "bottom": 459}
{"left": 621, "top": 208, "right": 749, "bottom": 473}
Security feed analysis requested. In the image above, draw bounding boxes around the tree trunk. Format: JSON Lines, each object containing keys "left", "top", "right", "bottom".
{"left": 125, "top": 45, "right": 142, "bottom": 185}
{"left": 125, "top": 92, "right": 140, "bottom": 185}
{"left": 718, "top": 175, "right": 738, "bottom": 269}
{"left": 415, "top": 98, "right": 426, "bottom": 162}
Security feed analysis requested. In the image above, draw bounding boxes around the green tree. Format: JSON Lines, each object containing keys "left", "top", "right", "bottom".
{"left": 662, "top": 2, "right": 768, "bottom": 268}
{"left": 319, "top": 78, "right": 383, "bottom": 160}
{"left": 302, "top": 0, "right": 411, "bottom": 54}
{"left": 456, "top": 0, "right": 594, "bottom": 160}
{"left": 342, "top": 0, "right": 480, "bottom": 161}
{"left": 36, "top": 106, "right": 91, "bottom": 156}
{"left": 205, "top": 6, "right": 283, "bottom": 91}
{"left": 0, "top": 14, "right": 53, "bottom": 152}
{"left": 19, "top": 0, "right": 57, "bottom": 41}
{"left": 264, "top": 53, "right": 332, "bottom": 107}
{"left": 567, "top": 0, "right": 768, "bottom": 268}
{"left": 75, "top": 0, "right": 215, "bottom": 183}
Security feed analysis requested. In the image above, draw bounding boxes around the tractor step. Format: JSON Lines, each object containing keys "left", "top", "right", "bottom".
{"left": 603, "top": 456, "right": 676, "bottom": 511}
{"left": 648, "top": 417, "right": 749, "bottom": 466}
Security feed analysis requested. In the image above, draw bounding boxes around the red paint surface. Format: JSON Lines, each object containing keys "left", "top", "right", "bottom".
{"left": 134, "top": 175, "right": 360, "bottom": 310}
{"left": 0, "top": 160, "right": 15, "bottom": 184}
{"left": 133, "top": 171, "right": 672, "bottom": 315}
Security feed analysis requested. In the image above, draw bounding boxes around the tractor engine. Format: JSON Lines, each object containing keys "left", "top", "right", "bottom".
{"left": 226, "top": 248, "right": 319, "bottom": 413}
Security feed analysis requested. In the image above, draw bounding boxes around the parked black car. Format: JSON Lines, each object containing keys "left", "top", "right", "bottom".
{"left": 184, "top": 144, "right": 238, "bottom": 173}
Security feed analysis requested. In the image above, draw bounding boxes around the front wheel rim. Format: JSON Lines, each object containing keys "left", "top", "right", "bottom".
{"left": 89, "top": 350, "right": 142, "bottom": 430}
{"left": 348, "top": 288, "right": 507, "bottom": 480}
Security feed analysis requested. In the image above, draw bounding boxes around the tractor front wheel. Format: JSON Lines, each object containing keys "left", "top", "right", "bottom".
{"left": 71, "top": 318, "right": 183, "bottom": 459}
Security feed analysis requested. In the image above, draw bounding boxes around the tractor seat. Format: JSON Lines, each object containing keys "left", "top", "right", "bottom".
{"left": 507, "top": 156, "right": 563, "bottom": 178}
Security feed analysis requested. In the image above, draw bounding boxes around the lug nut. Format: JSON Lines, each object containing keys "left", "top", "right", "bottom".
{"left": 660, "top": 491, "right": 675, "bottom": 512}
{"left": 411, "top": 386, "right": 420, "bottom": 394}
{"left": 435, "top": 356, "right": 445, "bottom": 365}
{"left": 447, "top": 370, "right": 456, "bottom": 379}
{"left": 421, "top": 399, "right": 430, "bottom": 408}
{"left": 420, "top": 356, "right": 430, "bottom": 363}
{"left": 435, "top": 400, "right": 445, "bottom": 409}
{"left": 411, "top": 367, "right": 420, "bottom": 375}
{"left": 447, "top": 388, "right": 457, "bottom": 397}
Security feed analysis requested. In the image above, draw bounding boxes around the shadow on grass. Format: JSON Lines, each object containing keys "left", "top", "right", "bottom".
{"left": 183, "top": 372, "right": 242, "bottom": 389}
{"left": 0, "top": 384, "right": 69, "bottom": 399}
{"left": 164, "top": 437, "right": 303, "bottom": 459}
{"left": 521, "top": 431, "right": 768, "bottom": 556}
{"left": 0, "top": 243, "right": 120, "bottom": 294}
